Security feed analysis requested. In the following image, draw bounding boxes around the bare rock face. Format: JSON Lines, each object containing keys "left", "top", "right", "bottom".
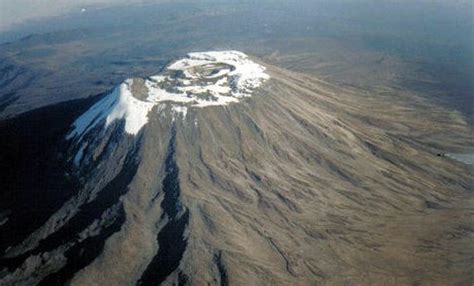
{"left": 1, "top": 51, "right": 472, "bottom": 285}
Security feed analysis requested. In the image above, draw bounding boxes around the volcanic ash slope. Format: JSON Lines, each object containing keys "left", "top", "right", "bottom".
{"left": 1, "top": 51, "right": 472, "bottom": 285}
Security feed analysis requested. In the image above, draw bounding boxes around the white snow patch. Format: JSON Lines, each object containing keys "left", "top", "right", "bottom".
{"left": 104, "top": 80, "right": 154, "bottom": 134}
{"left": 165, "top": 50, "right": 269, "bottom": 102}
{"left": 143, "top": 51, "right": 269, "bottom": 107}
{"left": 171, "top": 106, "right": 188, "bottom": 118}
{"left": 67, "top": 80, "right": 154, "bottom": 139}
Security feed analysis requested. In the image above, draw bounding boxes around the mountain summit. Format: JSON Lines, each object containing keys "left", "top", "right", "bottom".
{"left": 67, "top": 51, "right": 269, "bottom": 139}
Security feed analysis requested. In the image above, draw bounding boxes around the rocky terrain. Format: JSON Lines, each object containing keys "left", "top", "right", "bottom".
{"left": 0, "top": 51, "right": 472, "bottom": 285}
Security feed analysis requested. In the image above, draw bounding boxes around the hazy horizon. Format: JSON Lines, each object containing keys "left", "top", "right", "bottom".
{"left": 0, "top": 0, "right": 471, "bottom": 33}
{"left": 0, "top": 0, "right": 156, "bottom": 32}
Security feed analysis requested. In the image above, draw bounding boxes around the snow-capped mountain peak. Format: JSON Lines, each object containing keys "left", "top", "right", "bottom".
{"left": 66, "top": 51, "right": 269, "bottom": 140}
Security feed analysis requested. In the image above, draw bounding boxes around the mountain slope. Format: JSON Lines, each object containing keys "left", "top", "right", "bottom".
{"left": 1, "top": 51, "right": 472, "bottom": 285}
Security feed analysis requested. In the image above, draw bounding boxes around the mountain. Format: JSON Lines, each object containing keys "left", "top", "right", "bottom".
{"left": 0, "top": 51, "right": 472, "bottom": 285}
